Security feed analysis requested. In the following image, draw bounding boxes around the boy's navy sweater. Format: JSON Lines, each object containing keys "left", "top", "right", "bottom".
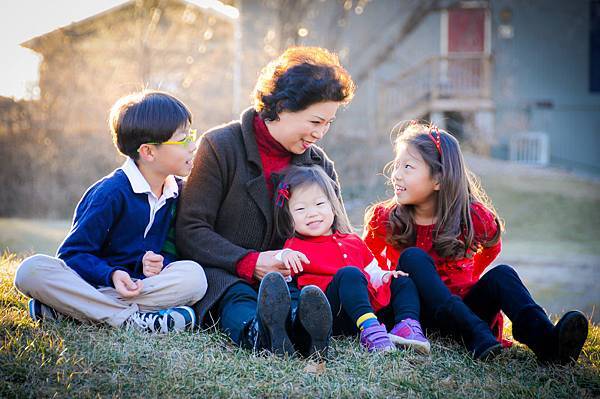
{"left": 57, "top": 169, "right": 179, "bottom": 287}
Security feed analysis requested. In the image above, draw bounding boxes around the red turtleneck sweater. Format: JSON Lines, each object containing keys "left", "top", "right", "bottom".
{"left": 235, "top": 115, "right": 292, "bottom": 283}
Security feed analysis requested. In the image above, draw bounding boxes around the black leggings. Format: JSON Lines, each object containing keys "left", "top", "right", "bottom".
{"left": 325, "top": 266, "right": 420, "bottom": 336}
{"left": 398, "top": 247, "right": 551, "bottom": 341}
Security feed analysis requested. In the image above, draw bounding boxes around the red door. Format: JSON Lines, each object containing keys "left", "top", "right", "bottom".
{"left": 448, "top": 8, "right": 485, "bottom": 52}
{"left": 446, "top": 8, "right": 486, "bottom": 96}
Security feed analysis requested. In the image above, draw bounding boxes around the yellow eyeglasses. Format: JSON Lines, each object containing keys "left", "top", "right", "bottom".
{"left": 147, "top": 129, "right": 198, "bottom": 146}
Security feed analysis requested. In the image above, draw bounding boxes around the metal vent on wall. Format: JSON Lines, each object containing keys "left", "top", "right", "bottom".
{"left": 509, "top": 132, "right": 550, "bottom": 166}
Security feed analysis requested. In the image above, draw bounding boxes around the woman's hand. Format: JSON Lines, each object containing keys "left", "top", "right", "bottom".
{"left": 254, "top": 250, "right": 291, "bottom": 280}
{"left": 112, "top": 270, "right": 144, "bottom": 298}
{"left": 382, "top": 270, "right": 409, "bottom": 284}
{"left": 280, "top": 249, "right": 310, "bottom": 274}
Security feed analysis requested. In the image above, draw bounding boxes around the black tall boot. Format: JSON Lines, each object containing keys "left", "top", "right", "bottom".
{"left": 253, "top": 272, "right": 294, "bottom": 356}
{"left": 554, "top": 311, "right": 589, "bottom": 364}
{"left": 436, "top": 295, "right": 502, "bottom": 360}
{"left": 290, "top": 285, "right": 332, "bottom": 358}
{"left": 513, "top": 306, "right": 588, "bottom": 364}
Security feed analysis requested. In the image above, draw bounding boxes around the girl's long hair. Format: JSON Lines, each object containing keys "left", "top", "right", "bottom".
{"left": 274, "top": 165, "right": 353, "bottom": 239}
{"left": 365, "top": 120, "right": 503, "bottom": 259}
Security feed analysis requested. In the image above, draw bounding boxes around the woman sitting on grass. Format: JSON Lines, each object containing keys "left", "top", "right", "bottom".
{"left": 175, "top": 46, "right": 355, "bottom": 357}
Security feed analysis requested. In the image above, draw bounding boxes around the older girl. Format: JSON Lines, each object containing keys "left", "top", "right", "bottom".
{"left": 364, "top": 121, "right": 588, "bottom": 363}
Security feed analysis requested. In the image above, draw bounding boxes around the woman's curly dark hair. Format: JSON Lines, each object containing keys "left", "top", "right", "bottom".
{"left": 253, "top": 47, "right": 355, "bottom": 121}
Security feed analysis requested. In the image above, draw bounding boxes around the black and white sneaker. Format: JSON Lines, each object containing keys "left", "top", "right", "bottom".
{"left": 28, "top": 298, "right": 61, "bottom": 322}
{"left": 124, "top": 306, "right": 195, "bottom": 333}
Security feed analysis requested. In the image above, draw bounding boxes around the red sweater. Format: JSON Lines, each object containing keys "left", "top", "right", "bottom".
{"left": 363, "top": 201, "right": 509, "bottom": 342}
{"left": 284, "top": 232, "right": 392, "bottom": 311}
{"left": 235, "top": 115, "right": 292, "bottom": 283}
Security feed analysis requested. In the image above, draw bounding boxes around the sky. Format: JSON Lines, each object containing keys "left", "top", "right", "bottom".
{"left": 0, "top": 1, "right": 126, "bottom": 99}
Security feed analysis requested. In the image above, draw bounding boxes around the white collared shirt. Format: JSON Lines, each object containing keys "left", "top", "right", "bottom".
{"left": 121, "top": 158, "right": 179, "bottom": 237}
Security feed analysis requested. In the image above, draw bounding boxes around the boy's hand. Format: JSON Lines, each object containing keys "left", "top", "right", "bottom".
{"left": 382, "top": 270, "right": 409, "bottom": 284}
{"left": 281, "top": 249, "right": 310, "bottom": 274}
{"left": 142, "top": 251, "right": 164, "bottom": 277}
{"left": 112, "top": 270, "right": 143, "bottom": 298}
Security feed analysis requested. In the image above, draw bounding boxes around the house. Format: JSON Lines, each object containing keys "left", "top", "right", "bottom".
{"left": 4, "top": 0, "right": 239, "bottom": 217}
{"left": 21, "top": 0, "right": 239, "bottom": 136}
{"left": 14, "top": 0, "right": 600, "bottom": 201}
{"left": 237, "top": 0, "right": 599, "bottom": 174}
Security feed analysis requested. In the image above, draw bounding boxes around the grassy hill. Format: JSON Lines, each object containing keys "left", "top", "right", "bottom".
{"left": 1, "top": 253, "right": 599, "bottom": 398}
{"left": 1, "top": 155, "right": 599, "bottom": 397}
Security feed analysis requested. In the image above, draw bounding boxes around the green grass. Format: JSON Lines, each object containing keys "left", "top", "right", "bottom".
{"left": 482, "top": 175, "right": 600, "bottom": 258}
{"left": 1, "top": 253, "right": 599, "bottom": 398}
{"left": 0, "top": 218, "right": 70, "bottom": 256}
{"left": 1, "top": 159, "right": 599, "bottom": 397}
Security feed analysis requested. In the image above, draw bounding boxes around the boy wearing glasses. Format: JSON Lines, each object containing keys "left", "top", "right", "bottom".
{"left": 14, "top": 90, "right": 207, "bottom": 333}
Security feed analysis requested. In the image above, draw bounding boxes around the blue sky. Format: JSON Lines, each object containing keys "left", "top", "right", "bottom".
{"left": 0, "top": 1, "right": 131, "bottom": 99}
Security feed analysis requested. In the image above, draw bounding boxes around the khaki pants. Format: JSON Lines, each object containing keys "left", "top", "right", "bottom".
{"left": 14, "top": 254, "right": 207, "bottom": 327}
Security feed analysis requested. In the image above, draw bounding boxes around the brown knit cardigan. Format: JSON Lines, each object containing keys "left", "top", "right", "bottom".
{"left": 176, "top": 107, "right": 344, "bottom": 325}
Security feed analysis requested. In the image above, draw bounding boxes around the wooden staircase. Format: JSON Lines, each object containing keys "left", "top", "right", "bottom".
{"left": 377, "top": 53, "right": 494, "bottom": 131}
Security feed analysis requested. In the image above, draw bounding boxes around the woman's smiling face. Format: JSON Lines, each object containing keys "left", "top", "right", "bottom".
{"left": 265, "top": 101, "right": 340, "bottom": 154}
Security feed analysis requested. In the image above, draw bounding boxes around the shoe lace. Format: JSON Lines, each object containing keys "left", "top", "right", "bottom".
{"left": 128, "top": 311, "right": 170, "bottom": 333}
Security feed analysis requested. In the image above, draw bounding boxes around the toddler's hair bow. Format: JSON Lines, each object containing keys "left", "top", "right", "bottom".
{"left": 276, "top": 182, "right": 290, "bottom": 208}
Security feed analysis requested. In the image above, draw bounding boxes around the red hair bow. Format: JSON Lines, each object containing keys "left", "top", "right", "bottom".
{"left": 276, "top": 183, "right": 290, "bottom": 207}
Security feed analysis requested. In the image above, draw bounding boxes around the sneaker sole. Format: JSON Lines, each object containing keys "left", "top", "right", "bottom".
{"left": 556, "top": 310, "right": 588, "bottom": 365}
{"left": 257, "top": 273, "right": 294, "bottom": 356}
{"left": 298, "top": 286, "right": 332, "bottom": 358}
{"left": 388, "top": 334, "right": 431, "bottom": 354}
{"left": 379, "top": 345, "right": 396, "bottom": 353}
{"left": 365, "top": 342, "right": 396, "bottom": 353}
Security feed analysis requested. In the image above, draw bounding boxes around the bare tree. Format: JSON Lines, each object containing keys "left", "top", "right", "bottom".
{"left": 6, "top": 0, "right": 237, "bottom": 217}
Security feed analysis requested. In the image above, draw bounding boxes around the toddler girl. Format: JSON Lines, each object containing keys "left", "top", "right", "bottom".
{"left": 274, "top": 165, "right": 430, "bottom": 353}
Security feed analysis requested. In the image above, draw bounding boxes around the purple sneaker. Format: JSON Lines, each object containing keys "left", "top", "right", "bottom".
{"left": 359, "top": 324, "right": 395, "bottom": 352}
{"left": 389, "top": 318, "right": 431, "bottom": 354}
